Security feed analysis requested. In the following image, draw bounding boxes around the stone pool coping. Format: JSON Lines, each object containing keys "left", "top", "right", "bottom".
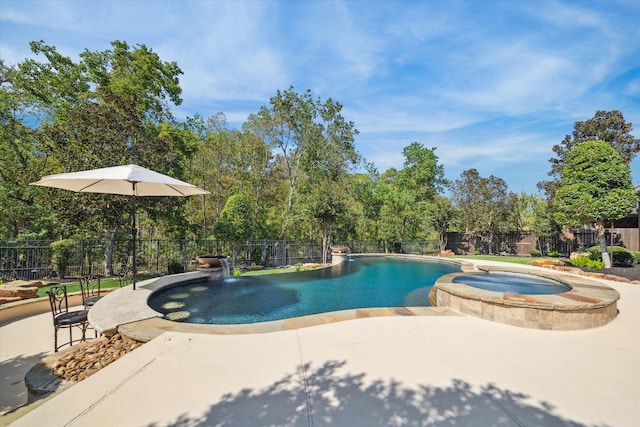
{"left": 434, "top": 264, "right": 620, "bottom": 330}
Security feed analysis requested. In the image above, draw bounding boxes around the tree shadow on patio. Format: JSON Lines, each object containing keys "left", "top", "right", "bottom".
{"left": 147, "top": 360, "right": 609, "bottom": 427}
{"left": 0, "top": 352, "right": 48, "bottom": 415}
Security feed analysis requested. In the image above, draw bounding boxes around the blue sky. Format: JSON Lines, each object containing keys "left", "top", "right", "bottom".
{"left": 2, "top": 0, "right": 639, "bottom": 194}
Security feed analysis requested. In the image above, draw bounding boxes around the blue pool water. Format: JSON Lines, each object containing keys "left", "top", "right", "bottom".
{"left": 452, "top": 272, "right": 571, "bottom": 295}
{"left": 148, "top": 256, "right": 461, "bottom": 325}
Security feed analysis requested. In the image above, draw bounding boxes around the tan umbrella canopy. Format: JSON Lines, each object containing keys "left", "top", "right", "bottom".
{"left": 31, "top": 164, "right": 209, "bottom": 289}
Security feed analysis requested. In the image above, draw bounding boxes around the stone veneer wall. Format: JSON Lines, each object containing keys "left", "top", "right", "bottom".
{"left": 436, "top": 289, "right": 618, "bottom": 330}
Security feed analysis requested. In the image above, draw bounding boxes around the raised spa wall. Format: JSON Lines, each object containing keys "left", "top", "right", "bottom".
{"left": 433, "top": 265, "right": 620, "bottom": 330}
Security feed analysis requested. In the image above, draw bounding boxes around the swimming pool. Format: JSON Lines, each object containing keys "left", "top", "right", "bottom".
{"left": 148, "top": 256, "right": 461, "bottom": 325}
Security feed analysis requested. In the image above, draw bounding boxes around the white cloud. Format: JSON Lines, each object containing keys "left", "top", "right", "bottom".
{"left": 624, "top": 78, "right": 640, "bottom": 96}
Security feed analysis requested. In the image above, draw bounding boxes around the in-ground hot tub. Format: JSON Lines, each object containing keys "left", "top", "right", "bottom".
{"left": 451, "top": 271, "right": 572, "bottom": 295}
{"left": 433, "top": 266, "right": 620, "bottom": 330}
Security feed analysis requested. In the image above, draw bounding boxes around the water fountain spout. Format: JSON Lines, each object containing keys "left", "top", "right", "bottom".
{"left": 196, "top": 254, "right": 230, "bottom": 280}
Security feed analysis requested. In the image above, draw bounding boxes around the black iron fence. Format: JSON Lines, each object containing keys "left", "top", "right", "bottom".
{"left": 1, "top": 230, "right": 617, "bottom": 282}
{"left": 0, "top": 238, "right": 445, "bottom": 282}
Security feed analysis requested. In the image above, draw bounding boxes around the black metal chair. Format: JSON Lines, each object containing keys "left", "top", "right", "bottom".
{"left": 118, "top": 265, "right": 131, "bottom": 287}
{"left": 80, "top": 274, "right": 102, "bottom": 309}
{"left": 47, "top": 285, "right": 90, "bottom": 352}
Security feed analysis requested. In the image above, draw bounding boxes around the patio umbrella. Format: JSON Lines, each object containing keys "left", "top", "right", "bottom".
{"left": 31, "top": 164, "right": 209, "bottom": 289}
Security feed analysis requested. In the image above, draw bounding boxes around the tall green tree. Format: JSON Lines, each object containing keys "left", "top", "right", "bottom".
{"left": 348, "top": 165, "right": 383, "bottom": 241}
{"left": 213, "top": 193, "right": 255, "bottom": 266}
{"left": 553, "top": 140, "right": 636, "bottom": 268}
{"left": 7, "top": 40, "right": 193, "bottom": 271}
{"left": 539, "top": 110, "right": 639, "bottom": 197}
{"left": 425, "top": 195, "right": 458, "bottom": 253}
{"left": 452, "top": 169, "right": 517, "bottom": 254}
{"left": 246, "top": 87, "right": 359, "bottom": 240}
{"left": 375, "top": 144, "right": 447, "bottom": 250}
{"left": 0, "top": 60, "right": 57, "bottom": 238}
{"left": 13, "top": 40, "right": 182, "bottom": 122}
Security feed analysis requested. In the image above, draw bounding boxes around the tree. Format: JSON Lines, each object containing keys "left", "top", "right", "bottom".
{"left": 299, "top": 178, "right": 350, "bottom": 263}
{"left": 0, "top": 60, "right": 58, "bottom": 238}
{"left": 397, "top": 142, "right": 448, "bottom": 200}
{"left": 425, "top": 195, "right": 458, "bottom": 253}
{"left": 539, "top": 110, "right": 639, "bottom": 197}
{"left": 7, "top": 40, "right": 193, "bottom": 272}
{"left": 13, "top": 40, "right": 182, "bottom": 122}
{"left": 531, "top": 197, "right": 562, "bottom": 254}
{"left": 553, "top": 140, "right": 636, "bottom": 268}
{"left": 213, "top": 194, "right": 255, "bottom": 266}
{"left": 347, "top": 165, "right": 383, "bottom": 241}
{"left": 245, "top": 87, "right": 359, "bottom": 240}
{"left": 452, "top": 169, "right": 517, "bottom": 254}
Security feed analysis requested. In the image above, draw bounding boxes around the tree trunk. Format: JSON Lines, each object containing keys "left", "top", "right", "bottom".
{"left": 596, "top": 220, "right": 612, "bottom": 268}
{"left": 104, "top": 229, "right": 116, "bottom": 277}
{"left": 231, "top": 242, "right": 236, "bottom": 268}
{"left": 439, "top": 231, "right": 447, "bottom": 253}
{"left": 321, "top": 225, "right": 329, "bottom": 265}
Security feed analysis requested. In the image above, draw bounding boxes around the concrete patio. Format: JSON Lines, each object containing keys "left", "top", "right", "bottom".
{"left": 1, "top": 263, "right": 639, "bottom": 426}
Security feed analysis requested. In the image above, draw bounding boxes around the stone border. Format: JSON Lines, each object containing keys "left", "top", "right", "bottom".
{"left": 434, "top": 264, "right": 620, "bottom": 330}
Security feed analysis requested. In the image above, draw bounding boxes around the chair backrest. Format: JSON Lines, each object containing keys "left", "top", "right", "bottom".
{"left": 80, "top": 275, "right": 101, "bottom": 299}
{"left": 118, "top": 266, "right": 130, "bottom": 287}
{"left": 47, "top": 285, "right": 70, "bottom": 318}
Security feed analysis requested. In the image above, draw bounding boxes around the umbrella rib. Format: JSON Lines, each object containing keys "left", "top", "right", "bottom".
{"left": 166, "top": 184, "right": 188, "bottom": 196}
{"left": 78, "top": 180, "right": 105, "bottom": 192}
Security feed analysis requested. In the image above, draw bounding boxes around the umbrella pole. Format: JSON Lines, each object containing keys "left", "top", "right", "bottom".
{"left": 132, "top": 191, "right": 138, "bottom": 290}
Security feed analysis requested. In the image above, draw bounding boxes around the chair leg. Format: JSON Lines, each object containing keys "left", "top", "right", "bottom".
{"left": 54, "top": 328, "right": 59, "bottom": 352}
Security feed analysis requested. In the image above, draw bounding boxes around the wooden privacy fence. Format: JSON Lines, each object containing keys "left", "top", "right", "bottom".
{"left": 445, "top": 229, "right": 626, "bottom": 256}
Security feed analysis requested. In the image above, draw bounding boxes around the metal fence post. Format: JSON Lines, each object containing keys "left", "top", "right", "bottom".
{"left": 80, "top": 239, "right": 85, "bottom": 277}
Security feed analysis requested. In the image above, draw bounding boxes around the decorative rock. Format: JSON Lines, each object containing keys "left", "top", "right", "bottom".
{"left": 51, "top": 333, "right": 142, "bottom": 383}
{"left": 0, "top": 280, "right": 45, "bottom": 304}
{"left": 2, "top": 280, "right": 42, "bottom": 288}
{"left": 531, "top": 259, "right": 567, "bottom": 267}
{"left": 0, "top": 286, "right": 38, "bottom": 299}
{"left": 570, "top": 252, "right": 590, "bottom": 261}
{"left": 439, "top": 250, "right": 455, "bottom": 257}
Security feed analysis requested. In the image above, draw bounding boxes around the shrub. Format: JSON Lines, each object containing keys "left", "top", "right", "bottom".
{"left": 547, "top": 250, "right": 561, "bottom": 258}
{"left": 50, "top": 239, "right": 77, "bottom": 278}
{"left": 167, "top": 261, "right": 184, "bottom": 274}
{"left": 569, "top": 255, "right": 590, "bottom": 268}
{"left": 295, "top": 262, "right": 302, "bottom": 271}
{"left": 529, "top": 249, "right": 541, "bottom": 257}
{"left": 473, "top": 249, "right": 480, "bottom": 255}
{"left": 632, "top": 251, "right": 640, "bottom": 264}
{"left": 586, "top": 259, "right": 605, "bottom": 270}
{"left": 611, "top": 247, "right": 633, "bottom": 266}
{"left": 250, "top": 247, "right": 263, "bottom": 265}
{"left": 587, "top": 245, "right": 634, "bottom": 266}
{"left": 233, "top": 267, "right": 242, "bottom": 277}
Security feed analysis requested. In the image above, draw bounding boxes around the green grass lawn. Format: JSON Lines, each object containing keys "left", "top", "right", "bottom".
{"left": 240, "top": 267, "right": 298, "bottom": 276}
{"left": 36, "top": 275, "right": 156, "bottom": 297}
{"left": 453, "top": 255, "right": 557, "bottom": 265}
